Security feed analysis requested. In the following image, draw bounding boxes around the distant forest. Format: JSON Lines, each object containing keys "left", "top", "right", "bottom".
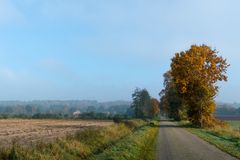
{"left": 0, "top": 100, "right": 239, "bottom": 118}
{"left": 0, "top": 100, "right": 132, "bottom": 119}
{"left": 215, "top": 102, "right": 240, "bottom": 115}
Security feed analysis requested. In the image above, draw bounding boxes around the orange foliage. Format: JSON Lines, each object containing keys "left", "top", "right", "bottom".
{"left": 150, "top": 98, "right": 160, "bottom": 117}
{"left": 170, "top": 45, "right": 229, "bottom": 127}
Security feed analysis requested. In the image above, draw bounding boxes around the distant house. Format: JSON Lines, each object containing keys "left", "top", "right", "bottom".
{"left": 73, "top": 110, "right": 81, "bottom": 116}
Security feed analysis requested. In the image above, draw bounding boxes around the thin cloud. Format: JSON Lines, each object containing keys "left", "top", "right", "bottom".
{"left": 40, "top": 58, "right": 78, "bottom": 81}
{"left": 0, "top": 67, "right": 33, "bottom": 83}
{"left": 0, "top": 0, "right": 23, "bottom": 24}
{"left": 0, "top": 68, "right": 17, "bottom": 81}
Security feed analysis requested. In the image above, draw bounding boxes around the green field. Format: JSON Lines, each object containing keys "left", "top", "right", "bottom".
{"left": 227, "top": 120, "right": 240, "bottom": 131}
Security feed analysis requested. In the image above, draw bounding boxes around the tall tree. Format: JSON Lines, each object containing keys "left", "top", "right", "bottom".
{"left": 171, "top": 45, "right": 229, "bottom": 127}
{"left": 131, "top": 88, "right": 151, "bottom": 118}
{"left": 159, "top": 71, "right": 185, "bottom": 120}
{"left": 150, "top": 98, "right": 160, "bottom": 118}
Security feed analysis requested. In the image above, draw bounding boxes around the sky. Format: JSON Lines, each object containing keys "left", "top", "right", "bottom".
{"left": 0, "top": 0, "right": 239, "bottom": 102}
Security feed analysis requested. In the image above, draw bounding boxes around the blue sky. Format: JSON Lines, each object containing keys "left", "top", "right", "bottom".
{"left": 0, "top": 0, "right": 239, "bottom": 102}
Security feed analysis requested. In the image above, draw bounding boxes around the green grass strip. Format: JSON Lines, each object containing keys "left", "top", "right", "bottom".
{"left": 89, "top": 125, "right": 159, "bottom": 160}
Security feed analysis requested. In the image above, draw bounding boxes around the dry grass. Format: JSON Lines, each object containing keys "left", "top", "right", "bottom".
{"left": 0, "top": 119, "right": 113, "bottom": 147}
{"left": 208, "top": 124, "right": 240, "bottom": 138}
{"left": 0, "top": 120, "right": 146, "bottom": 160}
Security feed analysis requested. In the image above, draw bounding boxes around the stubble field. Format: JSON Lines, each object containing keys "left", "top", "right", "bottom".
{"left": 0, "top": 119, "right": 113, "bottom": 147}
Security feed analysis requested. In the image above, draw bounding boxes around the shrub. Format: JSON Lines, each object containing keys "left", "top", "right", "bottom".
{"left": 113, "top": 116, "right": 122, "bottom": 123}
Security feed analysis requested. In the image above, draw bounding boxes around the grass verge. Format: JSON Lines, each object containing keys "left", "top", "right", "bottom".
{"left": 227, "top": 120, "right": 240, "bottom": 131}
{"left": 89, "top": 122, "right": 159, "bottom": 160}
{"left": 0, "top": 120, "right": 146, "bottom": 160}
{"left": 179, "top": 121, "right": 240, "bottom": 159}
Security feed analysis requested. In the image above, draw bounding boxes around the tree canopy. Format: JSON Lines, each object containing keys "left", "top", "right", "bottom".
{"left": 150, "top": 98, "right": 160, "bottom": 118}
{"left": 159, "top": 71, "right": 185, "bottom": 120}
{"left": 131, "top": 88, "right": 159, "bottom": 118}
{"left": 160, "top": 45, "right": 229, "bottom": 127}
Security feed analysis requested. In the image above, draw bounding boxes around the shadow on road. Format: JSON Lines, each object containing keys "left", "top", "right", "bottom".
{"left": 159, "top": 124, "right": 183, "bottom": 128}
{"left": 159, "top": 120, "right": 176, "bottom": 122}
{"left": 159, "top": 121, "right": 197, "bottom": 129}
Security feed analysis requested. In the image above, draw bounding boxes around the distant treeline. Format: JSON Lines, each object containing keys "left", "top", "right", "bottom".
{"left": 215, "top": 103, "right": 240, "bottom": 116}
{"left": 0, "top": 112, "right": 132, "bottom": 120}
{"left": 0, "top": 100, "right": 134, "bottom": 119}
{"left": 0, "top": 100, "right": 238, "bottom": 119}
{"left": 0, "top": 104, "right": 130, "bottom": 115}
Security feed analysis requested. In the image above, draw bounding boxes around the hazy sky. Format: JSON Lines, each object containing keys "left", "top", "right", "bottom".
{"left": 0, "top": 0, "right": 239, "bottom": 102}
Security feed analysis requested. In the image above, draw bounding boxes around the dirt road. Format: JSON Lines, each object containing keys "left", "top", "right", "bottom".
{"left": 156, "top": 121, "right": 238, "bottom": 160}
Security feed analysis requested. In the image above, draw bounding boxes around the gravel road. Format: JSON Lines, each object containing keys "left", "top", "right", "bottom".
{"left": 156, "top": 121, "right": 238, "bottom": 160}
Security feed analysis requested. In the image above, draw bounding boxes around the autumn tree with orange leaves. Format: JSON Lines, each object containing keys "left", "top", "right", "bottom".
{"left": 150, "top": 98, "right": 160, "bottom": 118}
{"left": 159, "top": 71, "right": 186, "bottom": 121}
{"left": 170, "top": 45, "right": 229, "bottom": 127}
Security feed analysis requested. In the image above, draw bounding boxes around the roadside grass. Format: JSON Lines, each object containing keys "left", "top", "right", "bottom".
{"left": 89, "top": 122, "right": 159, "bottom": 160}
{"left": 227, "top": 120, "right": 240, "bottom": 131}
{"left": 179, "top": 121, "right": 240, "bottom": 159}
{"left": 0, "top": 120, "right": 147, "bottom": 160}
